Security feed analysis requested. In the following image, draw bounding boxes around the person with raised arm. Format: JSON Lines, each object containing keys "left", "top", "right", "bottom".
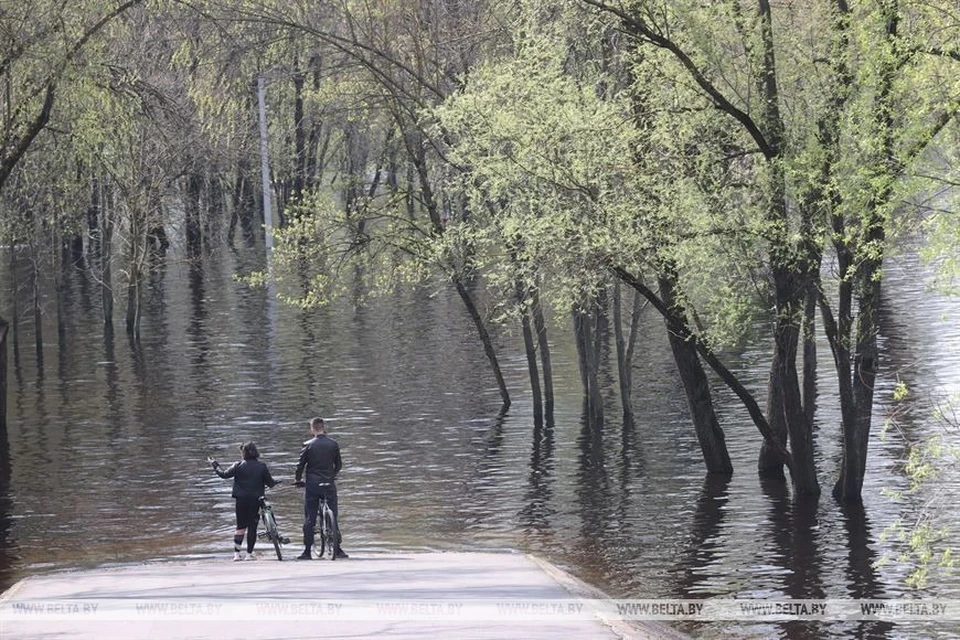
{"left": 208, "top": 442, "right": 279, "bottom": 561}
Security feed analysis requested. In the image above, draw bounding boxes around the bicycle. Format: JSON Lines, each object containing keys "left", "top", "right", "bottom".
{"left": 316, "top": 483, "right": 339, "bottom": 560}
{"left": 257, "top": 488, "right": 292, "bottom": 561}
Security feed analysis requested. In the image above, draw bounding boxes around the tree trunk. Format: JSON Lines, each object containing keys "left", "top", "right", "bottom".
{"left": 125, "top": 210, "right": 142, "bottom": 338}
{"left": 205, "top": 174, "right": 223, "bottom": 249}
{"left": 802, "top": 286, "right": 818, "bottom": 429}
{"left": 30, "top": 243, "right": 43, "bottom": 366}
{"left": 593, "top": 284, "right": 609, "bottom": 369}
{"left": 758, "top": 356, "right": 788, "bottom": 479}
{"left": 292, "top": 65, "right": 307, "bottom": 201}
{"left": 517, "top": 282, "right": 543, "bottom": 427}
{"left": 573, "top": 305, "right": 590, "bottom": 397}
{"left": 405, "top": 162, "right": 416, "bottom": 220}
{"left": 453, "top": 276, "right": 510, "bottom": 412}
{"left": 574, "top": 298, "right": 604, "bottom": 426}
{"left": 532, "top": 287, "right": 554, "bottom": 426}
{"left": 769, "top": 290, "right": 819, "bottom": 497}
{"left": 614, "top": 265, "right": 795, "bottom": 477}
{"left": 659, "top": 272, "right": 733, "bottom": 475}
{"left": 54, "top": 226, "right": 66, "bottom": 348}
{"left": 304, "top": 54, "right": 325, "bottom": 192}
{"left": 833, "top": 1, "right": 898, "bottom": 502}
{"left": 87, "top": 179, "right": 100, "bottom": 262}
{"left": 100, "top": 182, "right": 114, "bottom": 328}
{"left": 9, "top": 249, "right": 21, "bottom": 370}
{"left": 185, "top": 173, "right": 203, "bottom": 260}
{"left": 613, "top": 280, "right": 634, "bottom": 425}
{"left": 125, "top": 266, "right": 140, "bottom": 336}
{"left": 757, "top": 0, "right": 819, "bottom": 498}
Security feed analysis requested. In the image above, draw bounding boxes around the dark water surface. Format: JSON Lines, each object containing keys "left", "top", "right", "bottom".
{"left": 1, "top": 245, "right": 958, "bottom": 639}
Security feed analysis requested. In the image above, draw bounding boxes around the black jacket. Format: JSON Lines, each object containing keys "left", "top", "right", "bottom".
{"left": 295, "top": 435, "right": 342, "bottom": 485}
{"left": 215, "top": 459, "right": 277, "bottom": 499}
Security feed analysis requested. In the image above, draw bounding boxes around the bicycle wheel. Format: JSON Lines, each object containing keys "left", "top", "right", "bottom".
{"left": 316, "top": 504, "right": 327, "bottom": 559}
{"left": 323, "top": 506, "right": 338, "bottom": 560}
{"left": 264, "top": 507, "right": 283, "bottom": 561}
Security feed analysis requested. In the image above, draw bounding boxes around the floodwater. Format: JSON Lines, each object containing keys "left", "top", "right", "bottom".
{"left": 0, "top": 243, "right": 957, "bottom": 639}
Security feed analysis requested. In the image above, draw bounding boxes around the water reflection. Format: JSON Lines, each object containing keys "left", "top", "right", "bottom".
{"left": 519, "top": 421, "right": 555, "bottom": 540}
{"left": 673, "top": 475, "right": 730, "bottom": 598}
{"left": 842, "top": 502, "right": 894, "bottom": 640}
{"left": 576, "top": 417, "right": 610, "bottom": 560}
{"left": 759, "top": 480, "right": 826, "bottom": 639}
{"left": 0, "top": 426, "right": 16, "bottom": 590}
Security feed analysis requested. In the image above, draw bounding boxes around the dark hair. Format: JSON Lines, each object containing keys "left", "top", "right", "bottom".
{"left": 240, "top": 442, "right": 260, "bottom": 460}
{"left": 310, "top": 417, "right": 325, "bottom": 433}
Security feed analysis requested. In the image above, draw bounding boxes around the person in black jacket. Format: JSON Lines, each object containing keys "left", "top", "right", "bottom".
{"left": 294, "top": 417, "right": 347, "bottom": 559}
{"left": 209, "top": 442, "right": 278, "bottom": 561}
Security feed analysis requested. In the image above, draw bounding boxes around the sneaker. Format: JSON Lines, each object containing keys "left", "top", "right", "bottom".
{"left": 245, "top": 551, "right": 258, "bottom": 561}
{"left": 233, "top": 552, "right": 244, "bottom": 562}
{"left": 296, "top": 550, "right": 313, "bottom": 560}
{"left": 334, "top": 548, "right": 349, "bottom": 560}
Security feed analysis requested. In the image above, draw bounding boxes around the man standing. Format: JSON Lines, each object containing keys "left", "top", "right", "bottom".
{"left": 294, "top": 417, "right": 348, "bottom": 559}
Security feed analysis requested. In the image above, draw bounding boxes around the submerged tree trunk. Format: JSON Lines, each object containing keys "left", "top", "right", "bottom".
{"left": 230, "top": 163, "right": 257, "bottom": 246}
{"left": 532, "top": 287, "right": 554, "bottom": 426}
{"left": 593, "top": 284, "right": 609, "bottom": 374}
{"left": 825, "top": 1, "right": 916, "bottom": 503}
{"left": 100, "top": 182, "right": 114, "bottom": 328}
{"left": 613, "top": 280, "right": 634, "bottom": 425}
{"left": 768, "top": 290, "right": 819, "bottom": 497}
{"left": 9, "top": 249, "right": 21, "bottom": 369}
{"left": 802, "top": 287, "right": 818, "bottom": 429}
{"left": 454, "top": 276, "right": 510, "bottom": 412}
{"left": 54, "top": 224, "right": 66, "bottom": 348}
{"left": 185, "top": 173, "right": 203, "bottom": 260}
{"left": 510, "top": 244, "right": 544, "bottom": 426}
{"left": 125, "top": 208, "right": 143, "bottom": 338}
{"left": 759, "top": 356, "right": 788, "bottom": 479}
{"left": 574, "top": 298, "right": 604, "bottom": 426}
{"left": 841, "top": 259, "right": 881, "bottom": 500}
{"left": 292, "top": 64, "right": 307, "bottom": 202}
{"left": 614, "top": 265, "right": 795, "bottom": 480}
{"left": 87, "top": 178, "right": 101, "bottom": 262}
{"left": 659, "top": 272, "right": 733, "bottom": 475}
{"left": 757, "top": 0, "right": 819, "bottom": 497}
{"left": 30, "top": 238, "right": 43, "bottom": 367}
{"left": 304, "top": 54, "right": 326, "bottom": 192}
{"left": 517, "top": 280, "right": 543, "bottom": 427}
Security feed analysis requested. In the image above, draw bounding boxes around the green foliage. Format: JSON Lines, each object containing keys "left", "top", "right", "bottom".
{"left": 434, "top": 11, "right": 648, "bottom": 313}
{"left": 878, "top": 388, "right": 959, "bottom": 589}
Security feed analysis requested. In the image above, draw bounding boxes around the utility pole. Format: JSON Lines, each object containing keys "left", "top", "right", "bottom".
{"left": 257, "top": 76, "right": 274, "bottom": 254}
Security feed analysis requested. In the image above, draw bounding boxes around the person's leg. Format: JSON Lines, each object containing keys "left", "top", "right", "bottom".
{"left": 241, "top": 498, "right": 260, "bottom": 555}
{"left": 299, "top": 489, "right": 320, "bottom": 559}
{"left": 323, "top": 485, "right": 347, "bottom": 558}
{"left": 233, "top": 499, "right": 247, "bottom": 560}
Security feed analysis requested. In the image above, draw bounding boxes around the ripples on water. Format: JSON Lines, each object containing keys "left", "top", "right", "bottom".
{"left": 0, "top": 246, "right": 958, "bottom": 639}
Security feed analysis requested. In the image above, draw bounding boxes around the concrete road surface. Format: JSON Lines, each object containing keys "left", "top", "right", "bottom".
{"left": 0, "top": 552, "right": 689, "bottom": 639}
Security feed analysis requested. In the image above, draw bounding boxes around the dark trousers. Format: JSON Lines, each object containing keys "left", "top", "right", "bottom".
{"left": 303, "top": 483, "right": 340, "bottom": 547}
{"left": 235, "top": 497, "right": 260, "bottom": 552}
